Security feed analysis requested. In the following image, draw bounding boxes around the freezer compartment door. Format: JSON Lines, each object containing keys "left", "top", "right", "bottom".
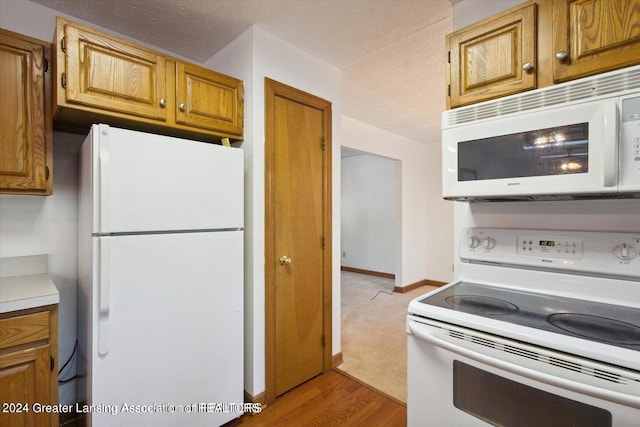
{"left": 86, "top": 124, "right": 243, "bottom": 234}
{"left": 91, "top": 231, "right": 243, "bottom": 426}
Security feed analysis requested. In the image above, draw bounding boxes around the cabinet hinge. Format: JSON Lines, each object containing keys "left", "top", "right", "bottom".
{"left": 45, "top": 166, "right": 50, "bottom": 180}
{"left": 322, "top": 236, "right": 325, "bottom": 249}
{"left": 321, "top": 335, "right": 325, "bottom": 347}
{"left": 50, "top": 356, "right": 55, "bottom": 372}
{"left": 61, "top": 73, "right": 67, "bottom": 89}
{"left": 321, "top": 137, "right": 326, "bottom": 151}
{"left": 60, "top": 36, "right": 66, "bottom": 53}
{"left": 44, "top": 57, "right": 49, "bottom": 73}
{"left": 448, "top": 84, "right": 451, "bottom": 97}
{"left": 447, "top": 50, "right": 450, "bottom": 64}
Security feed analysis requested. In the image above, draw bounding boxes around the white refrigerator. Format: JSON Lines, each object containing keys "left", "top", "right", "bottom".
{"left": 77, "top": 125, "right": 244, "bottom": 426}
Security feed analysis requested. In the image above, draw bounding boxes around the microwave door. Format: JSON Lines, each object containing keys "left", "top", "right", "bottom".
{"left": 442, "top": 98, "right": 619, "bottom": 200}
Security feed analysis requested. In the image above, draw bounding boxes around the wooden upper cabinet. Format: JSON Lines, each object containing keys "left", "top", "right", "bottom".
{"left": 176, "top": 62, "right": 244, "bottom": 136}
{"left": 447, "top": 2, "right": 537, "bottom": 108}
{"left": 58, "top": 18, "right": 167, "bottom": 121}
{"left": 552, "top": 0, "right": 640, "bottom": 83}
{"left": 0, "top": 29, "right": 52, "bottom": 195}
{"left": 55, "top": 17, "right": 244, "bottom": 141}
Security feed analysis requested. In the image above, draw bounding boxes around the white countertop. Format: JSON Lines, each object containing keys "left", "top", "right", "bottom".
{"left": 0, "top": 255, "right": 59, "bottom": 314}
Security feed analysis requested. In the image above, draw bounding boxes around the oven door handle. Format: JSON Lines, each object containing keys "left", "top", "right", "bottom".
{"left": 409, "top": 321, "right": 640, "bottom": 409}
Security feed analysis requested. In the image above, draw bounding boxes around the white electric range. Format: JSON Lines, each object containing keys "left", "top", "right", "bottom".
{"left": 407, "top": 228, "right": 640, "bottom": 427}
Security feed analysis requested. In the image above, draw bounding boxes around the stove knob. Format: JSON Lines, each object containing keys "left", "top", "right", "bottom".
{"left": 482, "top": 237, "right": 496, "bottom": 250}
{"left": 466, "top": 236, "right": 480, "bottom": 248}
{"left": 614, "top": 243, "right": 637, "bottom": 261}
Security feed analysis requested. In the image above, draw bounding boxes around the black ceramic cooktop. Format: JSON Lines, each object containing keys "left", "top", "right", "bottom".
{"left": 418, "top": 282, "right": 640, "bottom": 350}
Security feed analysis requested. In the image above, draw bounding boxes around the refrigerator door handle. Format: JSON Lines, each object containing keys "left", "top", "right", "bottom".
{"left": 98, "top": 127, "right": 111, "bottom": 233}
{"left": 98, "top": 237, "right": 111, "bottom": 355}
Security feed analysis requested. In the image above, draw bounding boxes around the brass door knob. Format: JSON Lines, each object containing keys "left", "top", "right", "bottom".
{"left": 279, "top": 256, "right": 292, "bottom": 266}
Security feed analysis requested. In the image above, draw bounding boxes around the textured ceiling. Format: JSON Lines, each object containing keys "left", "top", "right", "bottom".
{"left": 30, "top": 0, "right": 452, "bottom": 144}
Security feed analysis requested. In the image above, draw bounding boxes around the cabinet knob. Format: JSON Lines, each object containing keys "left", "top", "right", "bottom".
{"left": 159, "top": 98, "right": 166, "bottom": 107}
{"left": 522, "top": 62, "right": 534, "bottom": 72}
{"left": 555, "top": 51, "right": 568, "bottom": 61}
{"left": 179, "top": 103, "right": 186, "bottom": 112}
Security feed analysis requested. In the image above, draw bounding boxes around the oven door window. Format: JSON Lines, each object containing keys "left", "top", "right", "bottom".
{"left": 453, "top": 361, "right": 611, "bottom": 426}
{"left": 457, "top": 123, "right": 589, "bottom": 181}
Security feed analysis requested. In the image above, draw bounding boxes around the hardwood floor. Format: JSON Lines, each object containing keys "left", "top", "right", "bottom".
{"left": 225, "top": 370, "right": 406, "bottom": 426}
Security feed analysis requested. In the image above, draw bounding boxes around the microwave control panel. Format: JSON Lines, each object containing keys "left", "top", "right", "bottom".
{"left": 620, "top": 94, "right": 640, "bottom": 192}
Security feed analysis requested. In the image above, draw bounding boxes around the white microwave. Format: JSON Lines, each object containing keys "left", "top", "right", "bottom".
{"left": 442, "top": 66, "right": 640, "bottom": 201}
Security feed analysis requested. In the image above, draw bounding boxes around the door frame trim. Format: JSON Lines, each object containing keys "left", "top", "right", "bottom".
{"left": 264, "top": 78, "right": 333, "bottom": 404}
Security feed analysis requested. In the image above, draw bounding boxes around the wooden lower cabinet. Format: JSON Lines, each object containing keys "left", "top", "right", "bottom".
{"left": 0, "top": 306, "right": 59, "bottom": 427}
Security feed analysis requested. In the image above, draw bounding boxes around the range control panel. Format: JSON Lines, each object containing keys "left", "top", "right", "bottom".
{"left": 461, "top": 228, "right": 640, "bottom": 279}
{"left": 517, "top": 236, "right": 583, "bottom": 260}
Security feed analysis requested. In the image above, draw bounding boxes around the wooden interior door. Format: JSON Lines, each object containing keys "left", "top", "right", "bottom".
{"left": 265, "top": 79, "right": 332, "bottom": 402}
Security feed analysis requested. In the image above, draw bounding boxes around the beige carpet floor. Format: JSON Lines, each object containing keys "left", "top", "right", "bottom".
{"left": 337, "top": 271, "right": 437, "bottom": 403}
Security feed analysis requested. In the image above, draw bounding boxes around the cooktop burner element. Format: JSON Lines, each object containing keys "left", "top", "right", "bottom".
{"left": 445, "top": 295, "right": 519, "bottom": 315}
{"left": 417, "top": 281, "right": 640, "bottom": 351}
{"left": 548, "top": 313, "right": 640, "bottom": 345}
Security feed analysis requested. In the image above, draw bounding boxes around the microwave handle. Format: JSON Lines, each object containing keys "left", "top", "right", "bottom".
{"left": 602, "top": 100, "right": 618, "bottom": 187}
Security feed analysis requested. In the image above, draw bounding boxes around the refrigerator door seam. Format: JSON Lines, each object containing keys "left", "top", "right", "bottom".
{"left": 91, "top": 228, "right": 244, "bottom": 237}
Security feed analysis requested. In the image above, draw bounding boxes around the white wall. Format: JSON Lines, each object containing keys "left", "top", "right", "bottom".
{"left": 0, "top": 0, "right": 86, "bottom": 405}
{"left": 204, "top": 26, "right": 342, "bottom": 398}
{"left": 0, "top": 134, "right": 84, "bottom": 406}
{"left": 452, "top": 0, "right": 521, "bottom": 30}
{"left": 341, "top": 153, "right": 396, "bottom": 275}
{"left": 342, "top": 116, "right": 454, "bottom": 285}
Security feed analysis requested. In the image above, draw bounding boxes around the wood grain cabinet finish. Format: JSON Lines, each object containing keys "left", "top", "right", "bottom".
{"left": 0, "top": 306, "right": 59, "bottom": 427}
{"left": 446, "top": 2, "right": 537, "bottom": 108}
{"left": 0, "top": 29, "right": 53, "bottom": 195}
{"left": 176, "top": 62, "right": 244, "bottom": 136}
{"left": 59, "top": 20, "right": 167, "bottom": 121}
{"left": 552, "top": 0, "right": 640, "bottom": 83}
{"left": 55, "top": 17, "right": 244, "bottom": 141}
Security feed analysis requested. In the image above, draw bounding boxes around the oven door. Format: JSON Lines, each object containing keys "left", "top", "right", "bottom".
{"left": 407, "top": 317, "right": 640, "bottom": 427}
{"left": 441, "top": 97, "right": 618, "bottom": 200}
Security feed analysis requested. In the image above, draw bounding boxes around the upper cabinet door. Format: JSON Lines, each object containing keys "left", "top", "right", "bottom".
{"left": 553, "top": 0, "right": 640, "bottom": 83}
{"left": 61, "top": 19, "right": 167, "bottom": 121}
{"left": 175, "top": 62, "right": 244, "bottom": 137}
{"left": 447, "top": 3, "right": 537, "bottom": 108}
{"left": 0, "top": 30, "right": 51, "bottom": 195}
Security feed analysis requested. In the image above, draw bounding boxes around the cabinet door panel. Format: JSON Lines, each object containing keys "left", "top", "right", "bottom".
{"left": 176, "top": 62, "right": 243, "bottom": 137}
{"left": 63, "top": 24, "right": 167, "bottom": 121}
{"left": 0, "top": 32, "right": 49, "bottom": 194}
{"left": 553, "top": 0, "right": 640, "bottom": 82}
{"left": 448, "top": 3, "right": 537, "bottom": 108}
{"left": 0, "top": 347, "right": 51, "bottom": 427}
